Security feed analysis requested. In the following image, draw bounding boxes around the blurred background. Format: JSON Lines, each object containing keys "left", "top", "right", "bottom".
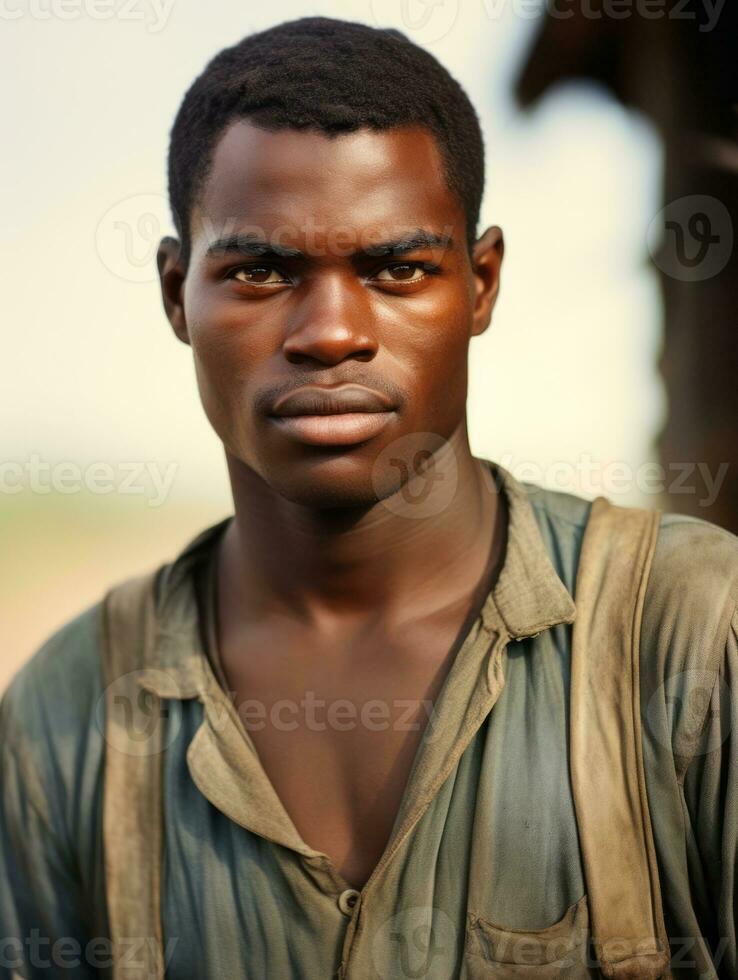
{"left": 2, "top": 0, "right": 736, "bottom": 691}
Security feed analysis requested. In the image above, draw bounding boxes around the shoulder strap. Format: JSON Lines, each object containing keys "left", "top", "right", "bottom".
{"left": 570, "top": 496, "right": 672, "bottom": 980}
{"left": 101, "top": 570, "right": 166, "bottom": 980}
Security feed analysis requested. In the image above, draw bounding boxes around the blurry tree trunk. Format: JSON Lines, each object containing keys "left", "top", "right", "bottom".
{"left": 515, "top": 3, "right": 738, "bottom": 531}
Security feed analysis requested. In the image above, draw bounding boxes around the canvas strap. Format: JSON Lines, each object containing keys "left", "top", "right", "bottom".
{"left": 101, "top": 570, "right": 166, "bottom": 980}
{"left": 570, "top": 496, "right": 672, "bottom": 979}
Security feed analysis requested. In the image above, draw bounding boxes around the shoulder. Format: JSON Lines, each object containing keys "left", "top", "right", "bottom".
{"left": 639, "top": 513, "right": 738, "bottom": 774}
{"left": 651, "top": 511, "right": 738, "bottom": 600}
{"left": 0, "top": 602, "right": 107, "bottom": 848}
{"left": 1, "top": 601, "right": 105, "bottom": 747}
{"left": 519, "top": 482, "right": 738, "bottom": 675}
{"left": 1, "top": 515, "right": 231, "bottom": 744}
{"left": 645, "top": 512, "right": 738, "bottom": 673}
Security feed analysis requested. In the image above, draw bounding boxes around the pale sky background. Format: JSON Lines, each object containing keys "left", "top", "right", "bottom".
{"left": 1, "top": 0, "right": 665, "bottom": 684}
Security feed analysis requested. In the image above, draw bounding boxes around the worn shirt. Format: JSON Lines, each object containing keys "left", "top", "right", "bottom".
{"left": 1, "top": 461, "right": 737, "bottom": 979}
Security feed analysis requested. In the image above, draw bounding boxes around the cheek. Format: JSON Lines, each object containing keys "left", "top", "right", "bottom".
{"left": 185, "top": 281, "right": 273, "bottom": 393}
{"left": 183, "top": 291, "right": 269, "bottom": 450}
{"left": 188, "top": 337, "right": 243, "bottom": 454}
{"left": 393, "top": 288, "right": 472, "bottom": 403}
{"left": 189, "top": 323, "right": 244, "bottom": 427}
{"left": 191, "top": 322, "right": 247, "bottom": 386}
{"left": 399, "top": 274, "right": 472, "bottom": 346}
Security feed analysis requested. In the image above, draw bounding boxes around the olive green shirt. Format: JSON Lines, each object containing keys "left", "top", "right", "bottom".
{"left": 1, "top": 462, "right": 737, "bottom": 978}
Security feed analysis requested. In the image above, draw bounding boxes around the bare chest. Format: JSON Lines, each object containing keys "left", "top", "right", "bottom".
{"left": 216, "top": 616, "right": 468, "bottom": 889}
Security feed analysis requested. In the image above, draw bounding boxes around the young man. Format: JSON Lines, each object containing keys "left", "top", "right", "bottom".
{"left": 1, "top": 15, "right": 736, "bottom": 980}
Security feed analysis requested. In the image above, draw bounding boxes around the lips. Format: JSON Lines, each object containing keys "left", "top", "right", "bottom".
{"left": 271, "top": 384, "right": 394, "bottom": 417}
{"left": 269, "top": 384, "right": 397, "bottom": 447}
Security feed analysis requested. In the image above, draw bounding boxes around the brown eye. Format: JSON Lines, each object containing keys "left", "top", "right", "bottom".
{"left": 374, "top": 263, "right": 427, "bottom": 283}
{"left": 231, "top": 266, "right": 288, "bottom": 285}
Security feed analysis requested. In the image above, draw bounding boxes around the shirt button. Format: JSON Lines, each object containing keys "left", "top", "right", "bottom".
{"left": 337, "top": 888, "right": 361, "bottom": 915}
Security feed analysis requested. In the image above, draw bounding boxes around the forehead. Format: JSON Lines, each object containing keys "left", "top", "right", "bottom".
{"left": 192, "top": 120, "right": 464, "bottom": 250}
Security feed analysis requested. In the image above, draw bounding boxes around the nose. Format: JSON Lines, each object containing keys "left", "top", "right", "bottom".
{"left": 281, "top": 273, "right": 378, "bottom": 366}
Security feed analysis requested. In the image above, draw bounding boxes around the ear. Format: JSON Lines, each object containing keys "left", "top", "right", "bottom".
{"left": 157, "top": 236, "right": 189, "bottom": 345}
{"left": 470, "top": 225, "right": 504, "bottom": 338}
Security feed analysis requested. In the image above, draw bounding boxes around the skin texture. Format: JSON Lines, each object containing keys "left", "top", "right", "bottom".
{"left": 157, "top": 120, "right": 507, "bottom": 888}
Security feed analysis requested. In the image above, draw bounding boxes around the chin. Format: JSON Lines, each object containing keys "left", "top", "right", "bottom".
{"left": 271, "top": 474, "right": 380, "bottom": 511}
{"left": 233, "top": 425, "right": 451, "bottom": 512}
{"left": 264, "top": 443, "right": 432, "bottom": 513}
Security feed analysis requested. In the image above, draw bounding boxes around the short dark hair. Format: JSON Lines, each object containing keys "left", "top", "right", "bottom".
{"left": 167, "top": 16, "right": 485, "bottom": 267}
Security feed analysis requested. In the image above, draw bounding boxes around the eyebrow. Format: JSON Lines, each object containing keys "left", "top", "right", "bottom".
{"left": 204, "top": 228, "right": 454, "bottom": 261}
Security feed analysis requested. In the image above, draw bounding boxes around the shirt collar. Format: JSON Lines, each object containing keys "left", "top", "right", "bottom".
{"left": 483, "top": 461, "right": 576, "bottom": 639}
{"left": 139, "top": 459, "right": 576, "bottom": 700}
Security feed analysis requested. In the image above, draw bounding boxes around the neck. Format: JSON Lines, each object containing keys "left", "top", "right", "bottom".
{"left": 218, "top": 424, "right": 505, "bottom": 632}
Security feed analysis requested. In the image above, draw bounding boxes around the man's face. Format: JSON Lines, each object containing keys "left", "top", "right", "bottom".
{"left": 159, "top": 120, "right": 502, "bottom": 508}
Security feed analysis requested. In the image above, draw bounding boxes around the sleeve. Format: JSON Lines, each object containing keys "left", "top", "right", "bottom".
{"left": 0, "top": 604, "right": 110, "bottom": 980}
{"left": 681, "top": 605, "right": 738, "bottom": 980}
{"left": 0, "top": 718, "right": 106, "bottom": 980}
